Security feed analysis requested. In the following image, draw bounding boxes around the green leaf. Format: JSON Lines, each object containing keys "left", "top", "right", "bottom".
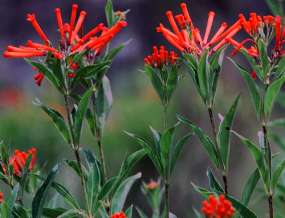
{"left": 160, "top": 126, "right": 176, "bottom": 176}
{"left": 57, "top": 209, "right": 84, "bottom": 218}
{"left": 268, "top": 118, "right": 285, "bottom": 128}
{"left": 42, "top": 208, "right": 66, "bottom": 217}
{"left": 272, "top": 159, "right": 285, "bottom": 190}
{"left": 218, "top": 95, "right": 240, "bottom": 169}
{"left": 265, "top": 0, "right": 284, "bottom": 15}
{"left": 110, "top": 173, "right": 142, "bottom": 214}
{"left": 98, "top": 176, "right": 118, "bottom": 200}
{"left": 65, "top": 160, "right": 81, "bottom": 178}
{"left": 136, "top": 207, "right": 148, "bottom": 218}
{"left": 197, "top": 51, "right": 209, "bottom": 101}
{"left": 144, "top": 65, "right": 164, "bottom": 103}
{"left": 233, "top": 131, "right": 269, "bottom": 192}
{"left": 32, "top": 164, "right": 59, "bottom": 218}
{"left": 177, "top": 114, "right": 222, "bottom": 168}
{"left": 52, "top": 182, "right": 80, "bottom": 209}
{"left": 119, "top": 149, "right": 146, "bottom": 179}
{"left": 209, "top": 47, "right": 225, "bottom": 103}
{"left": 165, "top": 67, "right": 179, "bottom": 102}
{"left": 125, "top": 131, "right": 163, "bottom": 175}
{"left": 34, "top": 99, "right": 70, "bottom": 144}
{"left": 26, "top": 60, "right": 61, "bottom": 91}
{"left": 170, "top": 133, "right": 192, "bottom": 173}
{"left": 94, "top": 76, "right": 113, "bottom": 132}
{"left": 192, "top": 183, "right": 257, "bottom": 218}
{"left": 229, "top": 58, "right": 260, "bottom": 115}
{"left": 105, "top": 0, "right": 115, "bottom": 27}
{"left": 257, "top": 39, "right": 270, "bottom": 78}
{"left": 103, "top": 44, "right": 125, "bottom": 61}
{"left": 83, "top": 150, "right": 101, "bottom": 208}
{"left": 207, "top": 169, "right": 224, "bottom": 193}
{"left": 241, "top": 169, "right": 260, "bottom": 206}
{"left": 125, "top": 205, "right": 133, "bottom": 218}
{"left": 276, "top": 56, "right": 285, "bottom": 74}
{"left": 264, "top": 76, "right": 285, "bottom": 116}
{"left": 12, "top": 204, "right": 29, "bottom": 218}
{"left": 74, "top": 89, "right": 92, "bottom": 144}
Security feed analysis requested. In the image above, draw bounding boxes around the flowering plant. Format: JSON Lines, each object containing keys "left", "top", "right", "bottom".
{"left": 1, "top": 0, "right": 285, "bottom": 218}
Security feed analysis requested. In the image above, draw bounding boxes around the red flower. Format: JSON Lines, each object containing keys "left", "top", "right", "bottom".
{"left": 228, "top": 14, "right": 285, "bottom": 58}
{"left": 33, "top": 73, "right": 45, "bottom": 86}
{"left": 156, "top": 3, "right": 241, "bottom": 56}
{"left": 110, "top": 212, "right": 127, "bottom": 218}
{"left": 0, "top": 192, "right": 4, "bottom": 204}
{"left": 201, "top": 195, "right": 235, "bottom": 218}
{"left": 250, "top": 71, "right": 257, "bottom": 80}
{"left": 144, "top": 46, "right": 178, "bottom": 68}
{"left": 3, "top": 4, "right": 127, "bottom": 86}
{"left": 67, "top": 73, "right": 76, "bottom": 78}
{"left": 6, "top": 148, "right": 37, "bottom": 176}
{"left": 145, "top": 179, "right": 159, "bottom": 190}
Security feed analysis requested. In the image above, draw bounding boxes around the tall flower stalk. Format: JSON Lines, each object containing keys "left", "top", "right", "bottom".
{"left": 156, "top": 2, "right": 242, "bottom": 195}
{"left": 230, "top": 13, "right": 285, "bottom": 218}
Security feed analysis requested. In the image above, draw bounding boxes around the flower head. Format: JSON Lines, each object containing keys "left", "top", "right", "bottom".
{"left": 144, "top": 46, "right": 179, "bottom": 68}
{"left": 156, "top": 3, "right": 241, "bottom": 56}
{"left": 5, "top": 148, "right": 37, "bottom": 176}
{"left": 201, "top": 195, "right": 235, "bottom": 218}
{"left": 3, "top": 4, "right": 128, "bottom": 85}
{"left": 110, "top": 212, "right": 127, "bottom": 218}
{"left": 228, "top": 14, "right": 285, "bottom": 58}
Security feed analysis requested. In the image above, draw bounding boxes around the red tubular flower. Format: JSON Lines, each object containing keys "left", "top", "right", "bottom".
{"left": 250, "top": 71, "right": 257, "bottom": 80}
{"left": 157, "top": 2, "right": 241, "bottom": 56}
{"left": 145, "top": 180, "right": 159, "bottom": 190}
{"left": 70, "top": 10, "right": 87, "bottom": 44}
{"left": 55, "top": 8, "right": 65, "bottom": 42}
{"left": 7, "top": 148, "right": 37, "bottom": 176}
{"left": 70, "top": 4, "right": 78, "bottom": 32}
{"left": 144, "top": 46, "right": 178, "bottom": 68}
{"left": 4, "top": 4, "right": 127, "bottom": 84}
{"left": 201, "top": 195, "right": 235, "bottom": 218}
{"left": 26, "top": 14, "right": 49, "bottom": 45}
{"left": 33, "top": 73, "right": 45, "bottom": 86}
{"left": 0, "top": 192, "right": 4, "bottom": 204}
{"left": 110, "top": 212, "right": 127, "bottom": 218}
{"left": 275, "top": 16, "right": 281, "bottom": 52}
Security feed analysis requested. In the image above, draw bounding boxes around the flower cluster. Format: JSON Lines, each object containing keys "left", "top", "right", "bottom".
{"left": 228, "top": 13, "right": 285, "bottom": 58}
{"left": 201, "top": 195, "right": 235, "bottom": 218}
{"left": 3, "top": 4, "right": 127, "bottom": 86}
{"left": 144, "top": 46, "right": 178, "bottom": 68}
{"left": 156, "top": 2, "right": 241, "bottom": 56}
{"left": 4, "top": 148, "right": 37, "bottom": 176}
{"left": 110, "top": 212, "right": 127, "bottom": 218}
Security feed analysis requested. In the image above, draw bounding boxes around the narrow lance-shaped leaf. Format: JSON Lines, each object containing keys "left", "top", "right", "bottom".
{"left": 197, "top": 51, "right": 209, "bottom": 102}
{"left": 229, "top": 58, "right": 261, "bottom": 116}
{"left": 241, "top": 169, "right": 260, "bottom": 206}
{"left": 264, "top": 76, "right": 285, "bottom": 116}
{"left": 265, "top": 0, "right": 284, "bottom": 15}
{"left": 74, "top": 89, "right": 92, "bottom": 144}
{"left": 272, "top": 159, "right": 285, "bottom": 190}
{"left": 94, "top": 76, "right": 113, "bottom": 132}
{"left": 34, "top": 99, "right": 71, "bottom": 144}
{"left": 207, "top": 169, "right": 224, "bottom": 193}
{"left": 232, "top": 131, "right": 269, "bottom": 192}
{"left": 32, "top": 164, "right": 59, "bottom": 218}
{"left": 218, "top": 95, "right": 240, "bottom": 169}
{"left": 110, "top": 173, "right": 142, "bottom": 214}
{"left": 257, "top": 39, "right": 270, "bottom": 78}
{"left": 177, "top": 114, "right": 222, "bottom": 168}
{"left": 105, "top": 0, "right": 115, "bottom": 27}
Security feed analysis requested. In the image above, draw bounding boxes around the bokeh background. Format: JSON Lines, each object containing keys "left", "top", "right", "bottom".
{"left": 0, "top": 0, "right": 283, "bottom": 217}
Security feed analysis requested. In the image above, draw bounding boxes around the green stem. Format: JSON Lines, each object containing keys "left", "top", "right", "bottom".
{"left": 164, "top": 179, "right": 170, "bottom": 218}
{"left": 64, "top": 94, "right": 89, "bottom": 212}
{"left": 163, "top": 105, "right": 168, "bottom": 129}
{"left": 207, "top": 106, "right": 228, "bottom": 195}
{"left": 95, "top": 128, "right": 107, "bottom": 183}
